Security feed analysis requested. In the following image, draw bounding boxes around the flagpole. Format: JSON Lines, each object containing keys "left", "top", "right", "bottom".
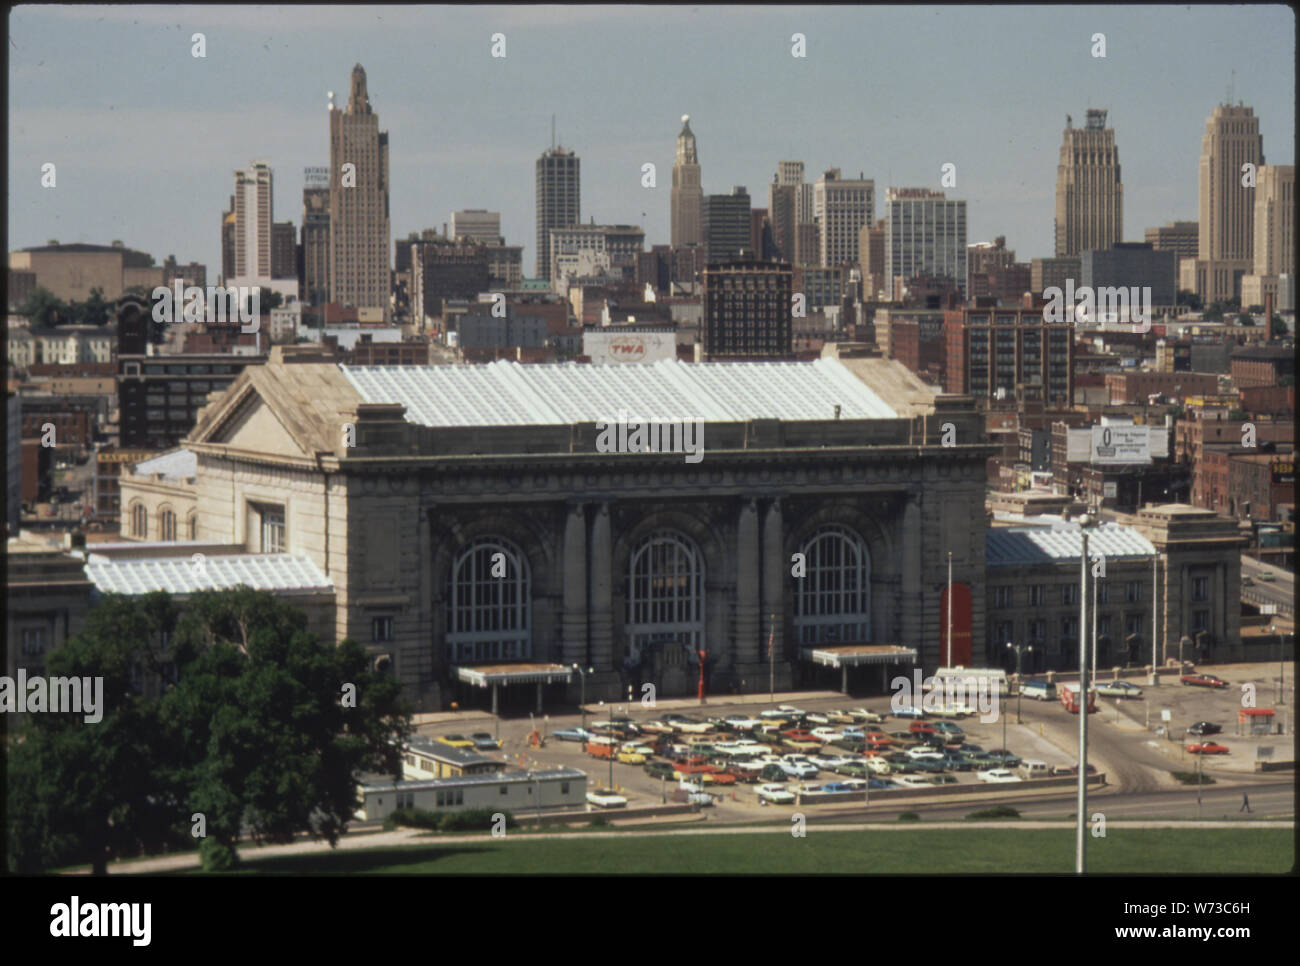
{"left": 768, "top": 613, "right": 775, "bottom": 701}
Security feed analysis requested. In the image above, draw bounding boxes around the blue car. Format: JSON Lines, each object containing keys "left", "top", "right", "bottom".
{"left": 553, "top": 727, "right": 592, "bottom": 742}
{"left": 868, "top": 778, "right": 896, "bottom": 790}
{"left": 892, "top": 707, "right": 926, "bottom": 719}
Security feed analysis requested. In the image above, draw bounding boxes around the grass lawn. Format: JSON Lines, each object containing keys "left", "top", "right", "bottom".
{"left": 191, "top": 828, "right": 1294, "bottom": 875}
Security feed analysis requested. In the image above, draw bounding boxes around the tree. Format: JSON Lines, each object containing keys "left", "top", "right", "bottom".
{"left": 18, "top": 286, "right": 69, "bottom": 327}
{"left": 1176, "top": 289, "right": 1202, "bottom": 311}
{"left": 1271, "top": 316, "right": 1289, "bottom": 339}
{"left": 1237, "top": 312, "right": 1255, "bottom": 326}
{"left": 5, "top": 593, "right": 187, "bottom": 874}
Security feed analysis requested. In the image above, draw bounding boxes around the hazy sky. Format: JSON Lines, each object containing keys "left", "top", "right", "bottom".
{"left": 8, "top": 4, "right": 1296, "bottom": 279}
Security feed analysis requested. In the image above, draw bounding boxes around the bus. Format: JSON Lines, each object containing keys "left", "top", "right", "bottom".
{"left": 1060, "top": 682, "right": 1097, "bottom": 714}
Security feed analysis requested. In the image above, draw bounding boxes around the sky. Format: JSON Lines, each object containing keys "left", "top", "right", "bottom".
{"left": 8, "top": 4, "right": 1296, "bottom": 279}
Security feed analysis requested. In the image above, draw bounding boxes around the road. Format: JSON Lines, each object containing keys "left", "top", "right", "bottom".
{"left": 1241, "top": 555, "right": 1295, "bottom": 617}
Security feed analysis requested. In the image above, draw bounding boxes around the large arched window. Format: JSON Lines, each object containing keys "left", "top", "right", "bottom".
{"left": 445, "top": 537, "right": 530, "bottom": 664}
{"left": 159, "top": 507, "right": 177, "bottom": 542}
{"left": 130, "top": 502, "right": 147, "bottom": 539}
{"left": 793, "top": 525, "right": 871, "bottom": 645}
{"left": 625, "top": 530, "right": 704, "bottom": 667}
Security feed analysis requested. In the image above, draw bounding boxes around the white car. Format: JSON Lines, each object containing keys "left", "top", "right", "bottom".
{"left": 777, "top": 758, "right": 819, "bottom": 779}
{"left": 864, "top": 757, "right": 893, "bottom": 775}
{"left": 807, "top": 754, "right": 852, "bottom": 771}
{"left": 804, "top": 712, "right": 832, "bottom": 725}
{"left": 890, "top": 775, "right": 934, "bottom": 788}
{"left": 756, "top": 784, "right": 797, "bottom": 805}
{"left": 620, "top": 742, "right": 655, "bottom": 756}
{"left": 809, "top": 727, "right": 844, "bottom": 742}
{"left": 587, "top": 789, "right": 629, "bottom": 807}
{"left": 824, "top": 709, "right": 858, "bottom": 723}
{"left": 848, "top": 708, "right": 886, "bottom": 723}
{"left": 1095, "top": 681, "right": 1144, "bottom": 699}
{"left": 718, "top": 714, "right": 763, "bottom": 729}
{"left": 906, "top": 747, "right": 946, "bottom": 761}
{"left": 976, "top": 768, "right": 1023, "bottom": 783}
{"left": 776, "top": 705, "right": 806, "bottom": 716}
{"left": 671, "top": 720, "right": 713, "bottom": 734}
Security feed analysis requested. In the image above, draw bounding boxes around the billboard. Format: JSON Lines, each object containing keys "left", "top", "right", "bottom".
{"left": 304, "top": 166, "right": 330, "bottom": 187}
{"left": 583, "top": 329, "right": 675, "bottom": 365}
{"left": 1091, "top": 425, "right": 1151, "bottom": 464}
{"left": 1272, "top": 459, "right": 1294, "bottom": 485}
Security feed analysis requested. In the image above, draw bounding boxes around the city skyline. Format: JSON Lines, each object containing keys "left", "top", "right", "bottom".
{"left": 8, "top": 4, "right": 1295, "bottom": 283}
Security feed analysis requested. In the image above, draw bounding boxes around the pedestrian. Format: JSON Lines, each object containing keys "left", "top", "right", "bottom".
{"left": 1240, "top": 792, "right": 1252, "bottom": 813}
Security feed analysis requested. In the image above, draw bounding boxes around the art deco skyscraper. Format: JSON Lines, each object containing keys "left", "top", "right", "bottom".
{"left": 1253, "top": 165, "right": 1294, "bottom": 277}
{"left": 328, "top": 64, "right": 391, "bottom": 320}
{"left": 1054, "top": 109, "right": 1123, "bottom": 257}
{"left": 233, "top": 161, "right": 273, "bottom": 279}
{"left": 814, "top": 168, "right": 873, "bottom": 268}
{"left": 1198, "top": 104, "right": 1264, "bottom": 262}
{"left": 671, "top": 115, "right": 703, "bottom": 248}
{"left": 536, "top": 143, "right": 580, "bottom": 280}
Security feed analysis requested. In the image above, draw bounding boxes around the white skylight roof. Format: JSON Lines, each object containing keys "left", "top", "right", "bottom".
{"left": 84, "top": 553, "right": 332, "bottom": 597}
{"left": 986, "top": 524, "right": 1156, "bottom": 566}
{"left": 340, "top": 358, "right": 898, "bottom": 428}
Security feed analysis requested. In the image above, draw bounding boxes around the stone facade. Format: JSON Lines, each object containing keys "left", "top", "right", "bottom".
{"left": 184, "top": 347, "right": 994, "bottom": 711}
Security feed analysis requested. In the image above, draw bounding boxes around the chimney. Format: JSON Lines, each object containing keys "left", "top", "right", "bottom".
{"left": 693, "top": 341, "right": 703, "bottom": 364}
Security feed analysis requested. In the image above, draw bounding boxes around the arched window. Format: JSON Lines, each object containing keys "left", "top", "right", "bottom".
{"left": 625, "top": 530, "right": 704, "bottom": 667}
{"left": 187, "top": 510, "right": 198, "bottom": 540}
{"left": 793, "top": 525, "right": 871, "bottom": 645}
{"left": 159, "top": 507, "right": 177, "bottom": 542}
{"left": 445, "top": 537, "right": 530, "bottom": 664}
{"left": 130, "top": 502, "right": 147, "bottom": 539}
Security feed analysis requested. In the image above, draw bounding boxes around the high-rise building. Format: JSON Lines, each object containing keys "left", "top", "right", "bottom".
{"left": 271, "top": 221, "right": 297, "bottom": 279}
{"left": 536, "top": 144, "right": 580, "bottom": 280}
{"left": 1081, "top": 243, "right": 1177, "bottom": 309}
{"left": 221, "top": 196, "right": 236, "bottom": 284}
{"left": 776, "top": 161, "right": 804, "bottom": 187}
{"left": 671, "top": 115, "right": 703, "bottom": 248}
{"left": 328, "top": 64, "right": 392, "bottom": 321}
{"left": 450, "top": 210, "right": 502, "bottom": 246}
{"left": 300, "top": 172, "right": 331, "bottom": 307}
{"left": 814, "top": 169, "right": 874, "bottom": 268}
{"left": 769, "top": 180, "right": 797, "bottom": 262}
{"left": 1252, "top": 165, "right": 1294, "bottom": 277}
{"left": 548, "top": 224, "right": 645, "bottom": 285}
{"left": 945, "top": 307, "right": 1073, "bottom": 405}
{"left": 1199, "top": 103, "right": 1264, "bottom": 262}
{"left": 233, "top": 161, "right": 273, "bottom": 279}
{"left": 858, "top": 220, "right": 888, "bottom": 300}
{"left": 1054, "top": 110, "right": 1123, "bottom": 257}
{"left": 885, "top": 189, "right": 967, "bottom": 297}
{"left": 702, "top": 187, "right": 751, "bottom": 264}
{"left": 702, "top": 261, "right": 794, "bottom": 359}
{"left": 750, "top": 209, "right": 775, "bottom": 261}
{"left": 1143, "top": 221, "right": 1199, "bottom": 263}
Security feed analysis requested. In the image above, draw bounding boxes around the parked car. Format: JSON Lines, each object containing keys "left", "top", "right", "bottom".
{"left": 809, "top": 727, "right": 844, "bottom": 743}
{"left": 905, "top": 747, "right": 946, "bottom": 761}
{"left": 889, "top": 774, "right": 932, "bottom": 788}
{"left": 807, "top": 754, "right": 853, "bottom": 771}
{"left": 1185, "top": 742, "right": 1230, "bottom": 755}
{"left": 938, "top": 754, "right": 975, "bottom": 772}
{"left": 908, "top": 721, "right": 939, "bottom": 735}
{"left": 909, "top": 758, "right": 948, "bottom": 773}
{"left": 553, "top": 727, "right": 592, "bottom": 742}
{"left": 892, "top": 707, "right": 926, "bottom": 719}
{"left": 1095, "top": 680, "right": 1144, "bottom": 699}
{"left": 644, "top": 760, "right": 676, "bottom": 779}
{"left": 847, "top": 708, "right": 886, "bottom": 723}
{"left": 586, "top": 789, "right": 628, "bottom": 808}
{"left": 757, "top": 784, "right": 797, "bottom": 805}
{"left": 804, "top": 712, "right": 832, "bottom": 725}
{"left": 1017, "top": 760, "right": 1051, "bottom": 780}
{"left": 1187, "top": 721, "right": 1222, "bottom": 737}
{"left": 777, "top": 758, "right": 820, "bottom": 779}
{"left": 759, "top": 764, "right": 789, "bottom": 782}
{"left": 616, "top": 750, "right": 647, "bottom": 764}
{"left": 470, "top": 733, "right": 503, "bottom": 750}
{"left": 1181, "top": 673, "right": 1228, "bottom": 689}
{"left": 976, "top": 768, "right": 1023, "bottom": 783}
{"left": 931, "top": 721, "right": 965, "bottom": 740}
{"left": 1050, "top": 762, "right": 1100, "bottom": 775}
{"left": 984, "top": 749, "right": 1023, "bottom": 768}
{"left": 437, "top": 734, "right": 474, "bottom": 748}
{"left": 833, "top": 761, "right": 873, "bottom": 778}
{"left": 1019, "top": 680, "right": 1056, "bottom": 701}
{"left": 824, "top": 709, "right": 858, "bottom": 723}
{"left": 924, "top": 774, "right": 960, "bottom": 785}
{"left": 717, "top": 714, "right": 763, "bottom": 730}
{"left": 638, "top": 720, "right": 675, "bottom": 734}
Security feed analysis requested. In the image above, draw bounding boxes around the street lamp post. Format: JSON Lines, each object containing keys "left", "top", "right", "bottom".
{"left": 608, "top": 702, "right": 615, "bottom": 792}
{"left": 572, "top": 664, "right": 593, "bottom": 733}
{"left": 1274, "top": 624, "right": 1284, "bottom": 706}
{"left": 1076, "top": 513, "right": 1097, "bottom": 875}
{"left": 1006, "top": 642, "right": 1032, "bottom": 724}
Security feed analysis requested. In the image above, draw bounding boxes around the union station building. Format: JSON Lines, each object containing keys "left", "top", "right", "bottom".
{"left": 151, "top": 343, "right": 993, "bottom": 710}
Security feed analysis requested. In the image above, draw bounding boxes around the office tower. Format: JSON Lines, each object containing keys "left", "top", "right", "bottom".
{"left": 814, "top": 168, "right": 874, "bottom": 268}
{"left": 702, "top": 261, "right": 794, "bottom": 359}
{"left": 233, "top": 161, "right": 273, "bottom": 279}
{"left": 1143, "top": 221, "right": 1199, "bottom": 262}
{"left": 536, "top": 144, "right": 580, "bottom": 280}
{"left": 450, "top": 210, "right": 502, "bottom": 245}
{"left": 671, "top": 115, "right": 703, "bottom": 248}
{"left": 300, "top": 171, "right": 330, "bottom": 307}
{"left": 271, "top": 222, "right": 297, "bottom": 279}
{"left": 328, "top": 64, "right": 392, "bottom": 321}
{"left": 1252, "top": 165, "right": 1293, "bottom": 276}
{"left": 1054, "top": 109, "right": 1123, "bottom": 257}
{"left": 549, "top": 224, "right": 644, "bottom": 286}
{"left": 859, "top": 219, "right": 887, "bottom": 298}
{"left": 1199, "top": 103, "right": 1264, "bottom": 262}
{"left": 750, "top": 208, "right": 774, "bottom": 261}
{"left": 885, "top": 188, "right": 967, "bottom": 297}
{"left": 769, "top": 180, "right": 797, "bottom": 262}
{"left": 221, "top": 195, "right": 236, "bottom": 283}
{"left": 701, "top": 187, "right": 752, "bottom": 264}
{"left": 944, "top": 306, "right": 1073, "bottom": 405}
{"left": 1081, "top": 243, "right": 1177, "bottom": 308}
{"left": 776, "top": 161, "right": 804, "bottom": 187}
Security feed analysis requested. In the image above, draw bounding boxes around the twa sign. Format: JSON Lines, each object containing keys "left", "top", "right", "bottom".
{"left": 609, "top": 337, "right": 647, "bottom": 361}
{"left": 584, "top": 329, "right": 673, "bottom": 365}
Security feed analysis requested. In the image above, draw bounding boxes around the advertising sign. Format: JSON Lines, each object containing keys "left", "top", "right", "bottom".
{"left": 583, "top": 329, "right": 675, "bottom": 365}
{"left": 1091, "top": 425, "right": 1151, "bottom": 464}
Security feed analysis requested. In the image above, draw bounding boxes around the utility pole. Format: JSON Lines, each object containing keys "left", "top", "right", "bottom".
{"left": 1077, "top": 515, "right": 1095, "bottom": 875}
{"left": 1150, "top": 552, "right": 1159, "bottom": 686}
{"left": 768, "top": 613, "right": 775, "bottom": 701}
{"left": 946, "top": 551, "right": 953, "bottom": 668}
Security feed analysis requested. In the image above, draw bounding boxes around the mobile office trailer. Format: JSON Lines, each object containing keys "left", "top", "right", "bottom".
{"left": 1059, "top": 682, "right": 1097, "bottom": 713}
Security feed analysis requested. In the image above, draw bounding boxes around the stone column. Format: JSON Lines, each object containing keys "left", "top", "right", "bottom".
{"left": 735, "top": 498, "right": 760, "bottom": 664}
{"left": 901, "top": 492, "right": 922, "bottom": 656}
{"left": 562, "top": 502, "right": 588, "bottom": 667}
{"left": 762, "top": 498, "right": 785, "bottom": 661}
{"left": 589, "top": 502, "right": 613, "bottom": 669}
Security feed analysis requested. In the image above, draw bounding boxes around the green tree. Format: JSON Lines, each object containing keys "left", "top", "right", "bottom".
{"left": 1237, "top": 312, "right": 1255, "bottom": 326}
{"left": 18, "top": 286, "right": 69, "bottom": 327}
{"left": 5, "top": 593, "right": 186, "bottom": 874}
{"left": 160, "top": 588, "right": 410, "bottom": 861}
{"left": 1176, "top": 289, "right": 1202, "bottom": 311}
{"left": 1271, "top": 316, "right": 1289, "bottom": 339}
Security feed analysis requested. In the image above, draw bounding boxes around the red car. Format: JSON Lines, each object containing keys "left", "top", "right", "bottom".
{"left": 908, "top": 721, "right": 938, "bottom": 735}
{"left": 1181, "top": 673, "right": 1228, "bottom": 689}
{"left": 1185, "top": 742, "right": 1229, "bottom": 755}
{"left": 780, "top": 729, "right": 817, "bottom": 742}
{"left": 864, "top": 732, "right": 894, "bottom": 748}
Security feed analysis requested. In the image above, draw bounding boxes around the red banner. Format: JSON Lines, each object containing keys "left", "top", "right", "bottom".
{"left": 940, "top": 583, "right": 973, "bottom": 666}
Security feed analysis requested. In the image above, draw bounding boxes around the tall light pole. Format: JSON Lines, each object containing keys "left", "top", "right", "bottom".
{"left": 1076, "top": 513, "right": 1097, "bottom": 875}
{"left": 1007, "top": 642, "right": 1032, "bottom": 724}
{"left": 1149, "top": 552, "right": 1159, "bottom": 687}
{"left": 572, "top": 664, "right": 592, "bottom": 733}
{"left": 1274, "top": 623, "right": 1284, "bottom": 706}
{"left": 946, "top": 551, "right": 953, "bottom": 668}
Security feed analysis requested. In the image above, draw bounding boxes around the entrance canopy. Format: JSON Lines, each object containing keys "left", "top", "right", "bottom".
{"left": 455, "top": 663, "right": 574, "bottom": 688}
{"left": 802, "top": 644, "right": 918, "bottom": 667}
